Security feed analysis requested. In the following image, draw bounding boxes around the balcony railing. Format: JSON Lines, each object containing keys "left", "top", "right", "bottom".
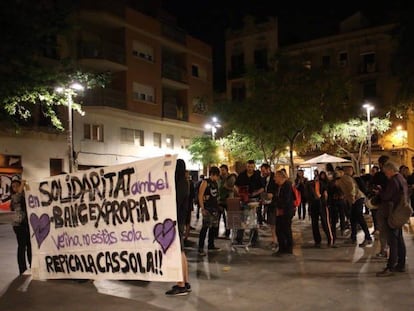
{"left": 161, "top": 23, "right": 186, "bottom": 45}
{"left": 227, "top": 67, "right": 246, "bottom": 79}
{"left": 359, "top": 62, "right": 377, "bottom": 74}
{"left": 78, "top": 41, "right": 125, "bottom": 65}
{"left": 162, "top": 63, "right": 188, "bottom": 83}
{"left": 83, "top": 88, "right": 126, "bottom": 109}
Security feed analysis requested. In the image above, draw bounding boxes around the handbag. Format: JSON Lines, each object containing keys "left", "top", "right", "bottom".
{"left": 388, "top": 177, "right": 413, "bottom": 229}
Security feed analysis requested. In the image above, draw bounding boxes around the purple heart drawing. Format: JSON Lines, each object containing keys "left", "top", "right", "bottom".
{"left": 30, "top": 213, "right": 51, "bottom": 248}
{"left": 153, "top": 218, "right": 176, "bottom": 254}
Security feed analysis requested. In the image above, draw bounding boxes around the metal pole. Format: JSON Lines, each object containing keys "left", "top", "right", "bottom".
{"left": 367, "top": 108, "right": 372, "bottom": 171}
{"left": 68, "top": 94, "right": 73, "bottom": 173}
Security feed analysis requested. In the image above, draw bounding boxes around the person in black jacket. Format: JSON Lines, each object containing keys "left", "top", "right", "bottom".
{"left": 271, "top": 170, "right": 295, "bottom": 256}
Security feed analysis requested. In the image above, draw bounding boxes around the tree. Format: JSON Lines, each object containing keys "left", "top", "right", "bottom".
{"left": 220, "top": 130, "right": 266, "bottom": 163}
{"left": 187, "top": 136, "right": 220, "bottom": 174}
{"left": 308, "top": 117, "right": 391, "bottom": 174}
{"left": 215, "top": 53, "right": 351, "bottom": 175}
{"left": 0, "top": 0, "right": 109, "bottom": 130}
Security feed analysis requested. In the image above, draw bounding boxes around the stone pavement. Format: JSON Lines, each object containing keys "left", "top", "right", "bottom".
{"left": 1, "top": 216, "right": 414, "bottom": 311}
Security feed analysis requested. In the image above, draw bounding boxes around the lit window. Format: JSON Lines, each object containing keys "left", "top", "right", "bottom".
{"left": 180, "top": 137, "right": 190, "bottom": 149}
{"left": 132, "top": 41, "right": 154, "bottom": 62}
{"left": 166, "top": 134, "right": 174, "bottom": 149}
{"left": 84, "top": 123, "right": 104, "bottom": 142}
{"left": 120, "top": 128, "right": 144, "bottom": 146}
{"left": 153, "top": 132, "right": 162, "bottom": 148}
{"left": 133, "top": 82, "right": 155, "bottom": 103}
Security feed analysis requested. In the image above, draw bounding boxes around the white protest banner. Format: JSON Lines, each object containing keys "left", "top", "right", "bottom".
{"left": 25, "top": 155, "right": 183, "bottom": 282}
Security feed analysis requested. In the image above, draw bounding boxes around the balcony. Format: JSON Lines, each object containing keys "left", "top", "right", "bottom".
{"left": 162, "top": 63, "right": 188, "bottom": 84}
{"left": 77, "top": 41, "right": 127, "bottom": 72}
{"left": 161, "top": 23, "right": 186, "bottom": 45}
{"left": 83, "top": 88, "right": 126, "bottom": 109}
{"left": 227, "top": 67, "right": 246, "bottom": 79}
{"left": 359, "top": 62, "right": 377, "bottom": 75}
{"left": 162, "top": 88, "right": 188, "bottom": 121}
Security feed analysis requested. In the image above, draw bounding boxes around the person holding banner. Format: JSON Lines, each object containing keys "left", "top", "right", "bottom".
{"left": 10, "top": 175, "right": 32, "bottom": 275}
{"left": 166, "top": 159, "right": 191, "bottom": 296}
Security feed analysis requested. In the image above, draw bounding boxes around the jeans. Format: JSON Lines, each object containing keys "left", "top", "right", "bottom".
{"left": 387, "top": 227, "right": 406, "bottom": 269}
{"left": 13, "top": 224, "right": 32, "bottom": 274}
{"left": 350, "top": 198, "right": 371, "bottom": 241}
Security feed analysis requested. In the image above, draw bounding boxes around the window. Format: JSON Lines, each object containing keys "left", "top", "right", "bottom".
{"left": 50, "top": 158, "right": 63, "bottom": 176}
{"left": 84, "top": 123, "right": 104, "bottom": 142}
{"left": 133, "top": 82, "right": 155, "bottom": 103}
{"left": 339, "top": 52, "right": 348, "bottom": 67}
{"left": 362, "top": 80, "right": 377, "bottom": 99}
{"left": 180, "top": 137, "right": 190, "bottom": 149}
{"left": 120, "top": 128, "right": 144, "bottom": 146}
{"left": 231, "top": 53, "right": 245, "bottom": 74}
{"left": 132, "top": 41, "right": 154, "bottom": 62}
{"left": 191, "top": 65, "right": 199, "bottom": 77}
{"left": 322, "top": 55, "right": 331, "bottom": 68}
{"left": 254, "top": 48, "right": 268, "bottom": 69}
{"left": 153, "top": 132, "right": 162, "bottom": 148}
{"left": 361, "top": 52, "right": 376, "bottom": 73}
{"left": 191, "top": 64, "right": 207, "bottom": 80}
{"left": 231, "top": 82, "right": 246, "bottom": 102}
{"left": 166, "top": 134, "right": 174, "bottom": 149}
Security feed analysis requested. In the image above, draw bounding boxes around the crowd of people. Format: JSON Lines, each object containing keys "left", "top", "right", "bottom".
{"left": 167, "top": 155, "right": 413, "bottom": 295}
{"left": 6, "top": 156, "right": 411, "bottom": 297}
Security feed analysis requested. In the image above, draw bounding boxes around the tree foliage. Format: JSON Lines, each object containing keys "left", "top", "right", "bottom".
{"left": 308, "top": 117, "right": 391, "bottom": 173}
{"left": 220, "top": 131, "right": 264, "bottom": 163}
{"left": 0, "top": 0, "right": 109, "bottom": 130}
{"left": 187, "top": 136, "right": 220, "bottom": 172}
{"left": 215, "top": 53, "right": 351, "bottom": 173}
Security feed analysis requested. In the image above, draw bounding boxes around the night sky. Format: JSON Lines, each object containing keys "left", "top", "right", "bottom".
{"left": 161, "top": 0, "right": 399, "bottom": 91}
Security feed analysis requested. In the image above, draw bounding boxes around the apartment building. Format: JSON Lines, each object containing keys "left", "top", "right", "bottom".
{"left": 73, "top": 3, "right": 212, "bottom": 171}
{"left": 225, "top": 16, "right": 278, "bottom": 102}
{"left": 282, "top": 12, "right": 411, "bottom": 167}
{"left": 0, "top": 1, "right": 212, "bottom": 186}
{"left": 224, "top": 11, "right": 411, "bottom": 167}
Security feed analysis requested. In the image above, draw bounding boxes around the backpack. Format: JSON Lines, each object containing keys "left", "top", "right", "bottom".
{"left": 292, "top": 184, "right": 301, "bottom": 208}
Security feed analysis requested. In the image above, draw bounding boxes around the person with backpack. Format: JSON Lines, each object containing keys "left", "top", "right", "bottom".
{"left": 10, "top": 175, "right": 32, "bottom": 275}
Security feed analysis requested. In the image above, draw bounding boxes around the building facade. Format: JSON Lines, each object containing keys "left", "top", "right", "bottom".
{"left": 0, "top": 1, "right": 212, "bottom": 189}
{"left": 282, "top": 12, "right": 412, "bottom": 168}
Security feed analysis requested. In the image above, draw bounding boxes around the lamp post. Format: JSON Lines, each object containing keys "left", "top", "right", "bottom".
{"left": 56, "top": 83, "right": 84, "bottom": 173}
{"left": 363, "top": 103, "right": 374, "bottom": 171}
{"left": 204, "top": 116, "right": 221, "bottom": 140}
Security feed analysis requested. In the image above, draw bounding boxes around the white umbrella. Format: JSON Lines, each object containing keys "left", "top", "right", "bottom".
{"left": 302, "top": 153, "right": 350, "bottom": 164}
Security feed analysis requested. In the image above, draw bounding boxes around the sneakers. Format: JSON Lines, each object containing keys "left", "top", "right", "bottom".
{"left": 376, "top": 267, "right": 394, "bottom": 277}
{"left": 185, "top": 282, "right": 192, "bottom": 292}
{"left": 198, "top": 249, "right": 206, "bottom": 256}
{"left": 165, "top": 285, "right": 188, "bottom": 296}
{"left": 358, "top": 239, "right": 373, "bottom": 247}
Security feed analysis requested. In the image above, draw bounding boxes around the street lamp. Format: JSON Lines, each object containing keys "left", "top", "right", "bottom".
{"left": 363, "top": 103, "right": 374, "bottom": 170}
{"left": 56, "top": 83, "right": 84, "bottom": 173}
{"left": 204, "top": 116, "right": 221, "bottom": 140}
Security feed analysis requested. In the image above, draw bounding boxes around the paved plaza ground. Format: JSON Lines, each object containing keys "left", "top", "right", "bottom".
{"left": 1, "top": 214, "right": 414, "bottom": 311}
